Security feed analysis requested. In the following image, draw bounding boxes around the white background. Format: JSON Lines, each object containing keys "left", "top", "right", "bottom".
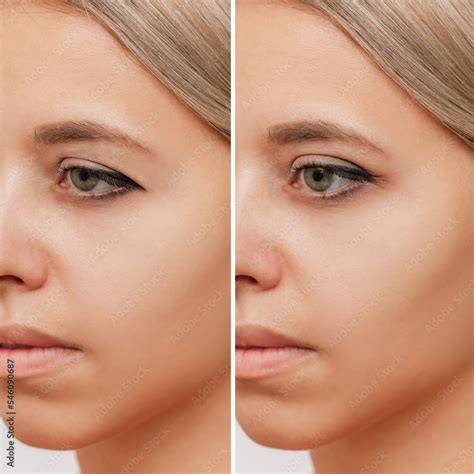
{"left": 1, "top": 420, "right": 79, "bottom": 474}
{"left": 1, "top": 419, "right": 314, "bottom": 473}
{"left": 236, "top": 423, "right": 314, "bottom": 473}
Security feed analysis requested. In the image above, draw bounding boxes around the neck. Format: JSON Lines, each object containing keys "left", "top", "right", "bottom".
{"left": 311, "top": 364, "right": 473, "bottom": 473}
{"left": 77, "top": 373, "right": 230, "bottom": 473}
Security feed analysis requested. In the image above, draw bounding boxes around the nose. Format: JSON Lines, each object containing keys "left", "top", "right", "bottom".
{"left": 235, "top": 177, "right": 284, "bottom": 292}
{"left": 0, "top": 241, "right": 49, "bottom": 291}
{"left": 235, "top": 236, "right": 283, "bottom": 291}
{"left": 0, "top": 200, "right": 49, "bottom": 292}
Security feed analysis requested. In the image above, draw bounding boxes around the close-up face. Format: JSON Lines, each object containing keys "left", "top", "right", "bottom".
{"left": 236, "top": 0, "right": 472, "bottom": 450}
{"left": 1, "top": 3, "right": 229, "bottom": 449}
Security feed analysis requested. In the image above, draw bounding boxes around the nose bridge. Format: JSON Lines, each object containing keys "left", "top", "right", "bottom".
{"left": 1, "top": 157, "right": 37, "bottom": 232}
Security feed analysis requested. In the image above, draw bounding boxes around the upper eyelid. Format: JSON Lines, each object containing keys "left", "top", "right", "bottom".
{"left": 290, "top": 155, "right": 364, "bottom": 172}
{"left": 291, "top": 163, "right": 367, "bottom": 175}
{"left": 56, "top": 157, "right": 119, "bottom": 174}
{"left": 57, "top": 158, "right": 143, "bottom": 184}
{"left": 57, "top": 163, "right": 144, "bottom": 193}
{"left": 59, "top": 164, "right": 126, "bottom": 179}
{"left": 289, "top": 155, "right": 380, "bottom": 181}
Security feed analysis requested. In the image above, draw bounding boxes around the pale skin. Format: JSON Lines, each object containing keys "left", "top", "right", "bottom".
{"left": 236, "top": 1, "right": 473, "bottom": 473}
{"left": 1, "top": 2, "right": 229, "bottom": 473}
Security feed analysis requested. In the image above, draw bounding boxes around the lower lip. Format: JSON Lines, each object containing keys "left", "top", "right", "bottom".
{"left": 0, "top": 347, "right": 83, "bottom": 379}
{"left": 236, "top": 346, "right": 316, "bottom": 379}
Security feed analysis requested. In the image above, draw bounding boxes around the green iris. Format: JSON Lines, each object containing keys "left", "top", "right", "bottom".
{"left": 303, "top": 167, "right": 335, "bottom": 192}
{"left": 70, "top": 168, "right": 100, "bottom": 191}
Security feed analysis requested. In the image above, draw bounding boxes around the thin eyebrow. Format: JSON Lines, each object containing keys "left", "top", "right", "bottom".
{"left": 268, "top": 120, "right": 382, "bottom": 153}
{"left": 34, "top": 120, "right": 150, "bottom": 152}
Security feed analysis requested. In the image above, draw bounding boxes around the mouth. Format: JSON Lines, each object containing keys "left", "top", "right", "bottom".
{"left": 0, "top": 324, "right": 83, "bottom": 379}
{"left": 235, "top": 323, "right": 317, "bottom": 379}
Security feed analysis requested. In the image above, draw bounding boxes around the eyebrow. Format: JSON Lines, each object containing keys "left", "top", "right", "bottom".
{"left": 268, "top": 120, "right": 382, "bottom": 152}
{"left": 34, "top": 120, "right": 150, "bottom": 152}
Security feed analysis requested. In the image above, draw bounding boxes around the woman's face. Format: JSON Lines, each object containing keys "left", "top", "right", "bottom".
{"left": 236, "top": 1, "right": 473, "bottom": 449}
{"left": 1, "top": 4, "right": 229, "bottom": 448}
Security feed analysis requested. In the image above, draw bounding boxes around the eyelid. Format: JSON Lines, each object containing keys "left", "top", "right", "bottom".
{"left": 57, "top": 157, "right": 144, "bottom": 186}
{"left": 58, "top": 165, "right": 136, "bottom": 187}
{"left": 290, "top": 154, "right": 366, "bottom": 172}
{"left": 56, "top": 157, "right": 122, "bottom": 174}
{"left": 56, "top": 157, "right": 144, "bottom": 201}
{"left": 289, "top": 155, "right": 379, "bottom": 180}
{"left": 288, "top": 155, "right": 380, "bottom": 203}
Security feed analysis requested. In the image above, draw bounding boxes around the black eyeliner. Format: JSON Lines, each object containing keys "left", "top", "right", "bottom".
{"left": 290, "top": 162, "right": 377, "bottom": 183}
{"left": 319, "top": 164, "right": 377, "bottom": 183}
{"left": 289, "top": 159, "right": 381, "bottom": 203}
{"left": 57, "top": 164, "right": 145, "bottom": 201}
{"left": 82, "top": 168, "right": 144, "bottom": 190}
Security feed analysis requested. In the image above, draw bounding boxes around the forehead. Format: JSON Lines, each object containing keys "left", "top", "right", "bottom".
{"left": 235, "top": 1, "right": 409, "bottom": 146}
{"left": 1, "top": 4, "right": 195, "bottom": 152}
{"left": 3, "top": 6, "right": 141, "bottom": 112}
{"left": 3, "top": 5, "right": 137, "bottom": 87}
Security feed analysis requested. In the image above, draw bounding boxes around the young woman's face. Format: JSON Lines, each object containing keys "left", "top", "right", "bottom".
{"left": 1, "top": 4, "right": 229, "bottom": 448}
{"left": 236, "top": 1, "right": 473, "bottom": 449}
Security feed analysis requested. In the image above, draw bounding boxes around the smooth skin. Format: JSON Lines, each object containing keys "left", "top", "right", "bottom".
{"left": 236, "top": 1, "right": 473, "bottom": 473}
{"left": 1, "top": 3, "right": 230, "bottom": 473}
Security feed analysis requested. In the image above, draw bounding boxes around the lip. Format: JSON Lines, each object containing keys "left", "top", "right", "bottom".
{"left": 235, "top": 323, "right": 316, "bottom": 379}
{"left": 0, "top": 324, "right": 83, "bottom": 379}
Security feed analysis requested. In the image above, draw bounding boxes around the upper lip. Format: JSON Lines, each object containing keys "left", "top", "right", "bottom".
{"left": 235, "top": 323, "right": 315, "bottom": 350}
{"left": 0, "top": 324, "right": 78, "bottom": 349}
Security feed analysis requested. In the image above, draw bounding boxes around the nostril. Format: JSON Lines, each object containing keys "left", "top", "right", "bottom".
{"left": 0, "top": 275, "right": 24, "bottom": 285}
{"left": 236, "top": 275, "right": 258, "bottom": 285}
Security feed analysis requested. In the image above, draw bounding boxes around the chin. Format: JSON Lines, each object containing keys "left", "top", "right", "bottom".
{"left": 7, "top": 420, "right": 90, "bottom": 451}
{"left": 13, "top": 428, "right": 82, "bottom": 451}
{"left": 237, "top": 397, "right": 342, "bottom": 450}
{"left": 1, "top": 395, "right": 107, "bottom": 451}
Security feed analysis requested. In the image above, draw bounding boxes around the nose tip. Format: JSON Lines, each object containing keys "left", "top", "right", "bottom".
{"left": 235, "top": 243, "right": 283, "bottom": 292}
{"left": 0, "top": 238, "right": 49, "bottom": 292}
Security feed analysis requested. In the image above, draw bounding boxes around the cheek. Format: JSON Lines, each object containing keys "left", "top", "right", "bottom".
{"left": 57, "top": 164, "right": 229, "bottom": 320}
{"left": 285, "top": 202, "right": 469, "bottom": 430}
{"left": 19, "top": 181, "right": 230, "bottom": 448}
{"left": 292, "top": 178, "right": 472, "bottom": 351}
{"left": 62, "top": 192, "right": 230, "bottom": 357}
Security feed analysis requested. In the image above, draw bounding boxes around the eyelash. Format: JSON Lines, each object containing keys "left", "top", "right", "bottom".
{"left": 57, "top": 165, "right": 143, "bottom": 201}
{"left": 289, "top": 160, "right": 378, "bottom": 202}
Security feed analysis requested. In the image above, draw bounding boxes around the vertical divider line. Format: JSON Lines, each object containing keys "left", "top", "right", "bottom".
{"left": 230, "top": 0, "right": 236, "bottom": 472}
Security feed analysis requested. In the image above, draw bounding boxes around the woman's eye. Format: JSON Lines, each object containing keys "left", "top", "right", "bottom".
{"left": 58, "top": 163, "right": 143, "bottom": 200}
{"left": 290, "top": 158, "right": 377, "bottom": 201}
{"left": 301, "top": 166, "right": 349, "bottom": 192}
{"left": 70, "top": 168, "right": 102, "bottom": 192}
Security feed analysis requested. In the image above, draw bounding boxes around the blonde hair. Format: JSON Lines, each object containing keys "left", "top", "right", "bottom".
{"left": 300, "top": 0, "right": 473, "bottom": 148}
{"left": 63, "top": 0, "right": 230, "bottom": 139}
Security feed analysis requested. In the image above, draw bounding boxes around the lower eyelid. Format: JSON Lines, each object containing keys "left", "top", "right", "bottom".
{"left": 72, "top": 188, "right": 131, "bottom": 201}
{"left": 303, "top": 182, "right": 365, "bottom": 203}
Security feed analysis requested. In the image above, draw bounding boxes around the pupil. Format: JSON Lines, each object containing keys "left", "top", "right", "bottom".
{"left": 312, "top": 168, "right": 324, "bottom": 181}
{"left": 79, "top": 169, "right": 90, "bottom": 181}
